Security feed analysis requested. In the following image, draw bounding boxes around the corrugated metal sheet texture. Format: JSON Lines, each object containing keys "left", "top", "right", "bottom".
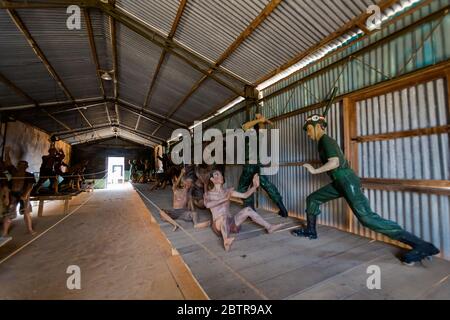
{"left": 111, "top": 23, "right": 163, "bottom": 107}
{"left": 257, "top": 103, "right": 347, "bottom": 229}
{"left": 0, "top": 9, "right": 66, "bottom": 104}
{"left": 81, "top": 103, "right": 110, "bottom": 126}
{"left": 137, "top": 116, "right": 159, "bottom": 135}
{"left": 259, "top": 9, "right": 450, "bottom": 122}
{"left": 17, "top": 109, "right": 66, "bottom": 133}
{"left": 175, "top": 78, "right": 236, "bottom": 123}
{"left": 90, "top": 9, "right": 114, "bottom": 98}
{"left": 263, "top": 0, "right": 450, "bottom": 96}
{"left": 174, "top": 0, "right": 270, "bottom": 63}
{"left": 354, "top": 78, "right": 450, "bottom": 259}
{"left": 222, "top": 0, "right": 379, "bottom": 83}
{"left": 116, "top": 0, "right": 181, "bottom": 36}
{"left": 146, "top": 53, "right": 203, "bottom": 116}
{"left": 0, "top": 82, "right": 29, "bottom": 107}
{"left": 354, "top": 189, "right": 450, "bottom": 260}
{"left": 118, "top": 106, "right": 139, "bottom": 129}
{"left": 16, "top": 8, "right": 102, "bottom": 100}
{"left": 118, "top": 129, "right": 156, "bottom": 147}
{"left": 224, "top": 165, "right": 243, "bottom": 191}
{"left": 65, "top": 128, "right": 113, "bottom": 145}
{"left": 357, "top": 78, "right": 449, "bottom": 180}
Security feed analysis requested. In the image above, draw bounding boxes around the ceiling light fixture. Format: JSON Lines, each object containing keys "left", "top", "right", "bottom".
{"left": 101, "top": 71, "right": 113, "bottom": 81}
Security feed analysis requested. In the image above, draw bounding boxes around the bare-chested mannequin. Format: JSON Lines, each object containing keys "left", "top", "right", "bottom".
{"left": 205, "top": 170, "right": 284, "bottom": 251}
{"left": 161, "top": 168, "right": 211, "bottom": 230}
{"left": 3, "top": 147, "right": 36, "bottom": 237}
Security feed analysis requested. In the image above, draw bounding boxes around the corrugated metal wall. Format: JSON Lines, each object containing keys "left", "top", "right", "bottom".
{"left": 257, "top": 103, "right": 348, "bottom": 230}
{"left": 208, "top": 1, "right": 450, "bottom": 260}
{"left": 354, "top": 78, "right": 450, "bottom": 259}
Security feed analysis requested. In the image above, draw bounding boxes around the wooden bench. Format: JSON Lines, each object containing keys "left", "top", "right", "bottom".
{"left": 30, "top": 191, "right": 82, "bottom": 217}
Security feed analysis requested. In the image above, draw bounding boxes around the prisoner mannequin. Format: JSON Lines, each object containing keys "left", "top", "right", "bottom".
{"left": 190, "top": 164, "right": 212, "bottom": 210}
{"left": 0, "top": 161, "right": 11, "bottom": 246}
{"left": 205, "top": 170, "right": 284, "bottom": 251}
{"left": 35, "top": 146, "right": 59, "bottom": 194}
{"left": 238, "top": 113, "right": 289, "bottom": 218}
{"left": 292, "top": 115, "right": 440, "bottom": 265}
{"left": 3, "top": 147, "right": 36, "bottom": 236}
{"left": 161, "top": 168, "right": 210, "bottom": 230}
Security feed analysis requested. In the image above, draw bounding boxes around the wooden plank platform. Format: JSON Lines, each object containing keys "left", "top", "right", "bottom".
{"left": 134, "top": 184, "right": 450, "bottom": 300}
{"left": 30, "top": 191, "right": 83, "bottom": 217}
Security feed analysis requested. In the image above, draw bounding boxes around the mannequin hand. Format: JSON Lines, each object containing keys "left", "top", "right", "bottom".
{"left": 303, "top": 164, "right": 317, "bottom": 175}
{"left": 252, "top": 174, "right": 260, "bottom": 189}
{"left": 227, "top": 188, "right": 235, "bottom": 200}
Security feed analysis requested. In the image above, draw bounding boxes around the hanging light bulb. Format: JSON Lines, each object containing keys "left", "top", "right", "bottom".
{"left": 101, "top": 71, "right": 113, "bottom": 81}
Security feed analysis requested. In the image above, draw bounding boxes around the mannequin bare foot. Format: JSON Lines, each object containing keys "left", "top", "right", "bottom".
{"left": 224, "top": 237, "right": 235, "bottom": 252}
{"left": 194, "top": 220, "right": 211, "bottom": 229}
{"left": 28, "top": 230, "right": 37, "bottom": 236}
{"left": 267, "top": 223, "right": 285, "bottom": 234}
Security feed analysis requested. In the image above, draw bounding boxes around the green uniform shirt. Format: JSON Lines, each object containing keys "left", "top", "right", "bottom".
{"left": 318, "top": 134, "right": 350, "bottom": 179}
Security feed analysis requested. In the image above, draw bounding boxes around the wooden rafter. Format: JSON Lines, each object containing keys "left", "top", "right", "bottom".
{"left": 256, "top": 0, "right": 401, "bottom": 85}
{"left": 138, "top": 0, "right": 188, "bottom": 130}
{"left": 7, "top": 9, "right": 92, "bottom": 130}
{"left": 0, "top": 71, "right": 37, "bottom": 106}
{"left": 83, "top": 8, "right": 106, "bottom": 99}
{"left": 152, "top": 0, "right": 282, "bottom": 136}
{"left": 109, "top": 13, "right": 120, "bottom": 125}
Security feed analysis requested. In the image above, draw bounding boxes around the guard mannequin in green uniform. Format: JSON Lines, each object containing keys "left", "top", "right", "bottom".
{"left": 237, "top": 114, "right": 289, "bottom": 218}
{"left": 292, "top": 97, "right": 440, "bottom": 265}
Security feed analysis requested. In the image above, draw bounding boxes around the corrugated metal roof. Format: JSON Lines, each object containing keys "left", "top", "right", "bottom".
{"left": 0, "top": 9, "right": 66, "bottom": 103}
{"left": 113, "top": 22, "right": 164, "bottom": 107}
{"left": 174, "top": 0, "right": 270, "bottom": 62}
{"left": 174, "top": 78, "right": 236, "bottom": 122}
{"left": 1, "top": 0, "right": 432, "bottom": 147}
{"left": 137, "top": 117, "right": 159, "bottom": 135}
{"left": 0, "top": 82, "right": 29, "bottom": 106}
{"left": 116, "top": 0, "right": 181, "bottom": 36}
{"left": 117, "top": 106, "right": 139, "bottom": 129}
{"left": 16, "top": 8, "right": 103, "bottom": 99}
{"left": 146, "top": 53, "right": 204, "bottom": 116}
{"left": 221, "top": 0, "right": 380, "bottom": 83}
{"left": 16, "top": 109, "right": 67, "bottom": 133}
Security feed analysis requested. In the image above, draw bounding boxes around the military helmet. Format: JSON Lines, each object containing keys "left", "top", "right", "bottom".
{"left": 303, "top": 114, "right": 327, "bottom": 131}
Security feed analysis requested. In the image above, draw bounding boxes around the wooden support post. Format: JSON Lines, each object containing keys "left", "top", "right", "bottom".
{"left": 64, "top": 199, "right": 70, "bottom": 215}
{"left": 342, "top": 98, "right": 358, "bottom": 233}
{"left": 38, "top": 200, "right": 44, "bottom": 218}
{"left": 446, "top": 68, "right": 450, "bottom": 115}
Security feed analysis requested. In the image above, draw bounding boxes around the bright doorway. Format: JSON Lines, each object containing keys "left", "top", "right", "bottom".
{"left": 107, "top": 157, "right": 125, "bottom": 187}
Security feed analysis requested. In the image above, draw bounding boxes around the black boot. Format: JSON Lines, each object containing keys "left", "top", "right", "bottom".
{"left": 276, "top": 200, "right": 288, "bottom": 218}
{"left": 397, "top": 231, "right": 440, "bottom": 265}
{"left": 291, "top": 214, "right": 317, "bottom": 239}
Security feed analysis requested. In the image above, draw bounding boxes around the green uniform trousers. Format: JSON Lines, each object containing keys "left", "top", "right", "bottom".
{"left": 307, "top": 169, "right": 405, "bottom": 240}
{"left": 237, "top": 164, "right": 283, "bottom": 208}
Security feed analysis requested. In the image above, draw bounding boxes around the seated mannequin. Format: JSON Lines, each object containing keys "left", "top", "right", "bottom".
{"left": 204, "top": 169, "right": 285, "bottom": 251}
{"left": 160, "top": 168, "right": 211, "bottom": 230}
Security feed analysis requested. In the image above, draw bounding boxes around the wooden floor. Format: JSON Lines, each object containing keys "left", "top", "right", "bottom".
{"left": 135, "top": 184, "right": 450, "bottom": 300}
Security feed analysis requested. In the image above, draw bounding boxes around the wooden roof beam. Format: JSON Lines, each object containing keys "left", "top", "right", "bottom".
{"left": 152, "top": 0, "right": 282, "bottom": 136}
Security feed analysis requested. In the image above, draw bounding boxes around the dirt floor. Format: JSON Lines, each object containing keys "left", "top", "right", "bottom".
{"left": 0, "top": 184, "right": 206, "bottom": 300}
